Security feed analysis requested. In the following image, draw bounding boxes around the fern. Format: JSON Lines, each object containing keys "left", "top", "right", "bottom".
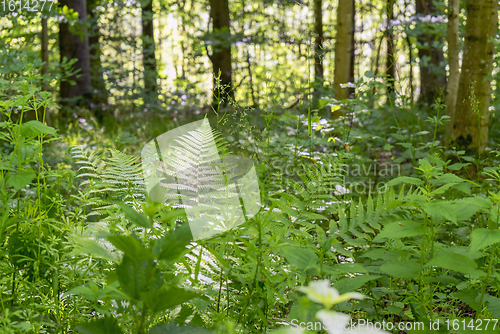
{"left": 70, "top": 145, "right": 145, "bottom": 219}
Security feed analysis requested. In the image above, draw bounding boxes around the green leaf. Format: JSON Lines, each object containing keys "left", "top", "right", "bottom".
{"left": 281, "top": 246, "right": 319, "bottom": 271}
{"left": 469, "top": 228, "right": 500, "bottom": 252}
{"left": 70, "top": 236, "right": 119, "bottom": 262}
{"left": 107, "top": 235, "right": 154, "bottom": 263}
{"left": 6, "top": 169, "right": 36, "bottom": 190}
{"left": 373, "top": 221, "right": 426, "bottom": 241}
{"left": 484, "top": 293, "right": 500, "bottom": 318}
{"left": 386, "top": 176, "right": 423, "bottom": 187}
{"left": 332, "top": 275, "right": 379, "bottom": 294}
{"left": 75, "top": 317, "right": 124, "bottom": 334}
{"left": 380, "top": 259, "right": 422, "bottom": 279}
{"left": 141, "top": 287, "right": 200, "bottom": 314}
{"left": 454, "top": 288, "right": 482, "bottom": 312}
{"left": 426, "top": 252, "right": 484, "bottom": 276}
{"left": 116, "top": 256, "right": 163, "bottom": 300}
{"left": 21, "top": 120, "right": 57, "bottom": 138}
{"left": 111, "top": 202, "right": 151, "bottom": 228}
{"left": 149, "top": 322, "right": 213, "bottom": 334}
{"left": 153, "top": 223, "right": 192, "bottom": 263}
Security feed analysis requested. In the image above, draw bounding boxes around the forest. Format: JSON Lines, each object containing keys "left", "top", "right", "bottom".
{"left": 1, "top": 0, "right": 500, "bottom": 333}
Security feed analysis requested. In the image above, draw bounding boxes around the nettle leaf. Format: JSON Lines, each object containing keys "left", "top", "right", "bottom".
{"left": 419, "top": 201, "right": 457, "bottom": 223}
{"left": 141, "top": 287, "right": 200, "bottom": 314}
{"left": 484, "top": 293, "right": 500, "bottom": 318}
{"left": 380, "top": 259, "right": 422, "bottom": 279}
{"left": 70, "top": 236, "right": 119, "bottom": 262}
{"left": 373, "top": 221, "right": 426, "bottom": 241}
{"left": 281, "top": 246, "right": 319, "bottom": 271}
{"left": 107, "top": 235, "right": 154, "bottom": 263}
{"left": 332, "top": 275, "right": 379, "bottom": 294}
{"left": 386, "top": 176, "right": 423, "bottom": 187}
{"left": 75, "top": 316, "right": 124, "bottom": 334}
{"left": 153, "top": 223, "right": 192, "bottom": 263}
{"left": 116, "top": 256, "right": 163, "bottom": 300}
{"left": 425, "top": 252, "right": 485, "bottom": 276}
{"left": 455, "top": 197, "right": 491, "bottom": 221}
{"left": 112, "top": 202, "right": 151, "bottom": 228}
{"left": 469, "top": 228, "right": 500, "bottom": 252}
{"left": 21, "top": 120, "right": 57, "bottom": 138}
{"left": 454, "top": 288, "right": 482, "bottom": 311}
{"left": 6, "top": 168, "right": 36, "bottom": 190}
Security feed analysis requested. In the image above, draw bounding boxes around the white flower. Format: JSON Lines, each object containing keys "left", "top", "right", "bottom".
{"left": 297, "top": 280, "right": 364, "bottom": 310}
{"left": 335, "top": 184, "right": 350, "bottom": 195}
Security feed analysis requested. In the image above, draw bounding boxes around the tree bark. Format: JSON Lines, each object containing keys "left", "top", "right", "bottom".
{"left": 348, "top": 0, "right": 356, "bottom": 98}
{"left": 451, "top": 0, "right": 498, "bottom": 153}
{"left": 41, "top": 18, "right": 49, "bottom": 92}
{"left": 445, "top": 0, "right": 460, "bottom": 134}
{"left": 312, "top": 0, "right": 324, "bottom": 109}
{"left": 386, "top": 0, "right": 395, "bottom": 94}
{"left": 59, "top": 0, "right": 91, "bottom": 103}
{"left": 87, "top": 0, "right": 108, "bottom": 106}
{"left": 333, "top": 0, "right": 354, "bottom": 100}
{"left": 416, "top": 0, "right": 446, "bottom": 106}
{"left": 141, "top": 0, "right": 159, "bottom": 104}
{"left": 209, "top": 0, "right": 233, "bottom": 106}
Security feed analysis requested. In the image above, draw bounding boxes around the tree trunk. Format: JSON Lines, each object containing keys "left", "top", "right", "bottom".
{"left": 59, "top": 0, "right": 91, "bottom": 103}
{"left": 87, "top": 0, "right": 108, "bottom": 107}
{"left": 348, "top": 0, "right": 356, "bottom": 98}
{"left": 209, "top": 0, "right": 233, "bottom": 106}
{"left": 445, "top": 0, "right": 460, "bottom": 134}
{"left": 333, "top": 0, "right": 354, "bottom": 100}
{"left": 41, "top": 17, "right": 51, "bottom": 125}
{"left": 312, "top": 0, "right": 324, "bottom": 109}
{"left": 451, "top": 0, "right": 498, "bottom": 153}
{"left": 386, "top": 0, "right": 395, "bottom": 94}
{"left": 141, "top": 0, "right": 159, "bottom": 104}
{"left": 416, "top": 0, "right": 446, "bottom": 106}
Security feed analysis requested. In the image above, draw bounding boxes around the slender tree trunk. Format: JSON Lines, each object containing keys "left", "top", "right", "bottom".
{"left": 87, "top": 0, "right": 108, "bottom": 107}
{"left": 59, "top": 0, "right": 91, "bottom": 103}
{"left": 416, "top": 0, "right": 446, "bottom": 106}
{"left": 141, "top": 0, "right": 159, "bottom": 104}
{"left": 348, "top": 0, "right": 356, "bottom": 98}
{"left": 445, "top": 0, "right": 460, "bottom": 134}
{"left": 404, "top": 0, "right": 414, "bottom": 100}
{"left": 386, "top": 0, "right": 395, "bottom": 94}
{"left": 41, "top": 18, "right": 49, "bottom": 92}
{"left": 41, "top": 17, "right": 51, "bottom": 124}
{"left": 209, "top": 0, "right": 233, "bottom": 106}
{"left": 451, "top": 0, "right": 498, "bottom": 153}
{"left": 312, "top": 0, "right": 324, "bottom": 109}
{"left": 333, "top": 0, "right": 354, "bottom": 100}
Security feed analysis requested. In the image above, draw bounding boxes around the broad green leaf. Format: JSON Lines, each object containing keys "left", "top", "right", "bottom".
{"left": 75, "top": 316, "right": 123, "bottom": 334}
{"left": 332, "top": 275, "right": 379, "bottom": 294}
{"left": 380, "top": 259, "right": 421, "bottom": 279}
{"left": 112, "top": 202, "right": 151, "bottom": 228}
{"left": 141, "top": 287, "right": 200, "bottom": 314}
{"left": 455, "top": 197, "right": 492, "bottom": 221}
{"left": 153, "top": 223, "right": 192, "bottom": 263}
{"left": 469, "top": 228, "right": 500, "bottom": 252}
{"left": 6, "top": 169, "right": 36, "bottom": 190}
{"left": 484, "top": 293, "right": 500, "bottom": 318}
{"left": 281, "top": 246, "right": 319, "bottom": 271}
{"left": 386, "top": 176, "right": 423, "bottom": 187}
{"left": 107, "top": 235, "right": 154, "bottom": 263}
{"left": 116, "top": 256, "right": 163, "bottom": 300}
{"left": 373, "top": 221, "right": 426, "bottom": 241}
{"left": 426, "top": 252, "right": 484, "bottom": 276}
{"left": 69, "top": 236, "right": 119, "bottom": 262}
{"left": 21, "top": 120, "right": 57, "bottom": 138}
{"left": 454, "top": 288, "right": 481, "bottom": 311}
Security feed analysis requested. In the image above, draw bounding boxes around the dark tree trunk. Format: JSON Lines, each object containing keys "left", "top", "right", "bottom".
{"left": 59, "top": 0, "right": 91, "bottom": 104}
{"left": 209, "top": 0, "right": 233, "bottom": 107}
{"left": 87, "top": 0, "right": 108, "bottom": 108}
{"left": 312, "top": 0, "right": 324, "bottom": 109}
{"left": 348, "top": 0, "right": 356, "bottom": 98}
{"left": 141, "top": 0, "right": 159, "bottom": 104}
{"left": 416, "top": 0, "right": 446, "bottom": 106}
{"left": 386, "top": 0, "right": 396, "bottom": 94}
